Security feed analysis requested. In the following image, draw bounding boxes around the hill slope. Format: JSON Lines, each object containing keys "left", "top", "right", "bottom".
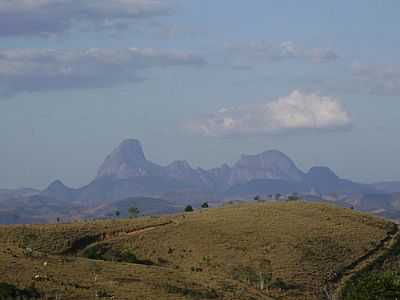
{"left": 0, "top": 202, "right": 396, "bottom": 300}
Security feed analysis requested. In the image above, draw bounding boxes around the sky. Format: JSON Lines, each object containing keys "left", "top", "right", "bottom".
{"left": 1, "top": 0, "right": 400, "bottom": 189}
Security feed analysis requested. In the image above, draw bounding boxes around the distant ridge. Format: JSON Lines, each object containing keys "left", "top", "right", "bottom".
{"left": 40, "top": 139, "right": 375, "bottom": 204}
{"left": 96, "top": 140, "right": 307, "bottom": 189}
{"left": 373, "top": 181, "right": 400, "bottom": 194}
{"left": 0, "top": 138, "right": 392, "bottom": 224}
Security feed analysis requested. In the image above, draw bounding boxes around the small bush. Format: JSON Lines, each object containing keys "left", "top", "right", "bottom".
{"left": 128, "top": 207, "right": 139, "bottom": 218}
{"left": 0, "top": 283, "right": 40, "bottom": 299}
{"left": 164, "top": 284, "right": 218, "bottom": 299}
{"left": 201, "top": 202, "right": 209, "bottom": 209}
{"left": 84, "top": 246, "right": 104, "bottom": 260}
{"left": 288, "top": 195, "right": 300, "bottom": 201}
{"left": 270, "top": 278, "right": 295, "bottom": 291}
{"left": 83, "top": 246, "right": 154, "bottom": 265}
{"left": 232, "top": 266, "right": 272, "bottom": 290}
{"left": 184, "top": 205, "right": 194, "bottom": 212}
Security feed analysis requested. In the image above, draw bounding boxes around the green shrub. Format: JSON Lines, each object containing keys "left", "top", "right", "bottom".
{"left": 184, "top": 205, "right": 194, "bottom": 212}
{"left": 201, "top": 202, "right": 209, "bottom": 209}
{"left": 84, "top": 246, "right": 104, "bottom": 260}
{"left": 83, "top": 245, "right": 155, "bottom": 266}
{"left": 164, "top": 284, "right": 218, "bottom": 299}
{"left": 288, "top": 195, "right": 300, "bottom": 201}
{"left": 344, "top": 272, "right": 400, "bottom": 300}
{"left": 128, "top": 207, "right": 139, "bottom": 218}
{"left": 0, "top": 282, "right": 40, "bottom": 299}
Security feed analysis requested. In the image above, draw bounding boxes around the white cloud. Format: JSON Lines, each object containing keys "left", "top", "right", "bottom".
{"left": 226, "top": 41, "right": 338, "bottom": 64}
{"left": 0, "top": 48, "right": 205, "bottom": 97}
{"left": 0, "top": 0, "right": 172, "bottom": 37}
{"left": 351, "top": 64, "right": 400, "bottom": 96}
{"left": 186, "top": 90, "right": 352, "bottom": 137}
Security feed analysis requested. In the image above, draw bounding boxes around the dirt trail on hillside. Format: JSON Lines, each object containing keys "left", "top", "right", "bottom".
{"left": 99, "top": 220, "right": 175, "bottom": 244}
{"left": 126, "top": 226, "right": 159, "bottom": 236}
{"left": 65, "top": 220, "right": 175, "bottom": 255}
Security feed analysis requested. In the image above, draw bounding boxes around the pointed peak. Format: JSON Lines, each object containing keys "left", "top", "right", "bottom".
{"left": 49, "top": 180, "right": 66, "bottom": 188}
{"left": 114, "top": 139, "right": 146, "bottom": 162}
{"left": 45, "top": 180, "right": 70, "bottom": 192}
{"left": 96, "top": 139, "right": 162, "bottom": 179}
{"left": 119, "top": 139, "right": 142, "bottom": 147}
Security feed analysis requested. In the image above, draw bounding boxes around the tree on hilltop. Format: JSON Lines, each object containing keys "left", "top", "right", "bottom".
{"left": 288, "top": 194, "right": 300, "bottom": 201}
{"left": 128, "top": 207, "right": 139, "bottom": 218}
{"left": 184, "top": 205, "right": 194, "bottom": 212}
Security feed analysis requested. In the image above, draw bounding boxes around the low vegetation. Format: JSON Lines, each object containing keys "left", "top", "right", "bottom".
{"left": 0, "top": 283, "right": 40, "bottom": 299}
{"left": 344, "top": 272, "right": 400, "bottom": 300}
{"left": 184, "top": 205, "right": 194, "bottom": 212}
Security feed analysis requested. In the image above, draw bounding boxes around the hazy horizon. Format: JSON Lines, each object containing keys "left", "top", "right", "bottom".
{"left": 1, "top": 1, "right": 400, "bottom": 189}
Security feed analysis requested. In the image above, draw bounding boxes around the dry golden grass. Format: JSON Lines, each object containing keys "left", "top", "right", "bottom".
{"left": 0, "top": 201, "right": 395, "bottom": 300}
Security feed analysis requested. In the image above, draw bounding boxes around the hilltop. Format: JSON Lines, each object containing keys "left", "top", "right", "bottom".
{"left": 0, "top": 202, "right": 398, "bottom": 300}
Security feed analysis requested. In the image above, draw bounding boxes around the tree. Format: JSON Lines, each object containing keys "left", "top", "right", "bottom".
{"left": 128, "top": 207, "right": 139, "bottom": 218}
{"left": 275, "top": 193, "right": 282, "bottom": 201}
{"left": 254, "top": 195, "right": 261, "bottom": 201}
{"left": 115, "top": 210, "right": 120, "bottom": 218}
{"left": 184, "top": 205, "right": 194, "bottom": 212}
{"left": 288, "top": 194, "right": 299, "bottom": 201}
{"left": 201, "top": 202, "right": 209, "bottom": 209}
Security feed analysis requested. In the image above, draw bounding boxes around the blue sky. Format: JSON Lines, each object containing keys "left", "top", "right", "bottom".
{"left": 1, "top": 0, "right": 399, "bottom": 189}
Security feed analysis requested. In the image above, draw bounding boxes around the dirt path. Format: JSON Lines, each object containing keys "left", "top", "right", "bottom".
{"left": 64, "top": 221, "right": 174, "bottom": 255}
{"left": 126, "top": 226, "right": 159, "bottom": 236}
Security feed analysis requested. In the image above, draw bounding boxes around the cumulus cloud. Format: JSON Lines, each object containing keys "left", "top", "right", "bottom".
{"left": 351, "top": 64, "right": 400, "bottom": 96}
{"left": 0, "top": 48, "right": 205, "bottom": 97}
{"left": 0, "top": 0, "right": 172, "bottom": 37}
{"left": 226, "top": 41, "right": 338, "bottom": 64}
{"left": 186, "top": 90, "right": 352, "bottom": 137}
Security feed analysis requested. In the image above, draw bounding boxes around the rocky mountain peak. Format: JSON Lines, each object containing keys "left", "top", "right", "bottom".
{"left": 42, "top": 180, "right": 75, "bottom": 202}
{"left": 229, "top": 149, "right": 305, "bottom": 185}
{"left": 96, "top": 139, "right": 162, "bottom": 179}
{"left": 46, "top": 180, "right": 69, "bottom": 192}
{"left": 113, "top": 139, "right": 146, "bottom": 163}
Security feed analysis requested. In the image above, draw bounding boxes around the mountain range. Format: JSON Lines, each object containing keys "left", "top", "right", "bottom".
{"left": 1, "top": 138, "right": 399, "bottom": 224}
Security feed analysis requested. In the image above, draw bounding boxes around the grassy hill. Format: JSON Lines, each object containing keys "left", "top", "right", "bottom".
{"left": 0, "top": 201, "right": 397, "bottom": 300}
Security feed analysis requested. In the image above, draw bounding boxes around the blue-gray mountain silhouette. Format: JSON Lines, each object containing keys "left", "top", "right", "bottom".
{"left": 43, "top": 139, "right": 374, "bottom": 204}
{"left": 0, "top": 139, "right": 389, "bottom": 224}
